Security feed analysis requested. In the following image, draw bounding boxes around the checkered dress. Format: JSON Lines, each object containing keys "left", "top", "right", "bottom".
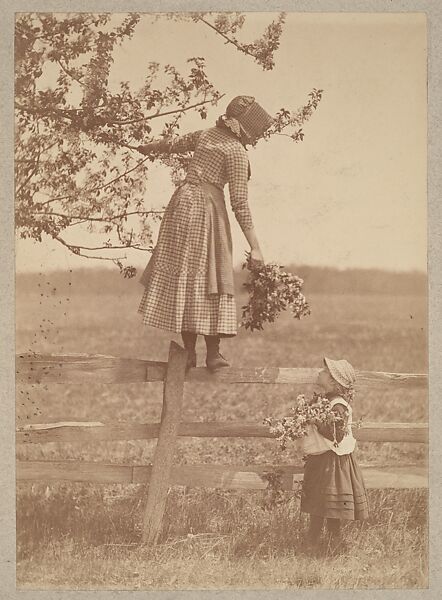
{"left": 137, "top": 126, "right": 253, "bottom": 336}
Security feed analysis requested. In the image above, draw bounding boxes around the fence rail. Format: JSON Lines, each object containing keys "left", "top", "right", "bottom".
{"left": 16, "top": 461, "right": 428, "bottom": 490}
{"left": 16, "top": 353, "right": 428, "bottom": 388}
{"left": 16, "top": 420, "right": 428, "bottom": 444}
{"left": 16, "top": 343, "right": 428, "bottom": 545}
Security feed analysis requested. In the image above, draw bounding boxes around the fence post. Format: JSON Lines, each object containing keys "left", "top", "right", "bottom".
{"left": 141, "top": 341, "right": 187, "bottom": 545}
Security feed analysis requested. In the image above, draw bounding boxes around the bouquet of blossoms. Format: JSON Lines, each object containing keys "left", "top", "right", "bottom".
{"left": 263, "top": 392, "right": 351, "bottom": 451}
{"left": 240, "top": 253, "right": 311, "bottom": 332}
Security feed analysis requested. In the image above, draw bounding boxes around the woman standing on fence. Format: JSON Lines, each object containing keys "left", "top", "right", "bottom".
{"left": 300, "top": 358, "right": 370, "bottom": 555}
{"left": 136, "top": 95, "right": 274, "bottom": 372}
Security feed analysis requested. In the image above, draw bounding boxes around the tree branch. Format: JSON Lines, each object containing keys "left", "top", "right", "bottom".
{"left": 54, "top": 235, "right": 151, "bottom": 253}
{"left": 73, "top": 251, "right": 128, "bottom": 263}
{"left": 15, "top": 94, "right": 224, "bottom": 128}
{"left": 15, "top": 149, "right": 41, "bottom": 196}
{"left": 32, "top": 209, "right": 164, "bottom": 222}
{"left": 14, "top": 101, "right": 83, "bottom": 118}
{"left": 196, "top": 17, "right": 256, "bottom": 60}
{"left": 107, "top": 95, "right": 224, "bottom": 126}
{"left": 56, "top": 59, "right": 87, "bottom": 88}
{"left": 75, "top": 243, "right": 150, "bottom": 251}
{"left": 39, "top": 155, "right": 151, "bottom": 205}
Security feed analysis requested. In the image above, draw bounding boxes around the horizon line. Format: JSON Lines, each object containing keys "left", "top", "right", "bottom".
{"left": 15, "top": 263, "right": 428, "bottom": 277}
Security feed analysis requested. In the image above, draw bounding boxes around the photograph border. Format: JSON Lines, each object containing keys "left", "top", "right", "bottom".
{"left": 1, "top": 1, "right": 441, "bottom": 598}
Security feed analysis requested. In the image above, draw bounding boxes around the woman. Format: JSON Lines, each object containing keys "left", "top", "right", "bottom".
{"left": 136, "top": 95, "right": 274, "bottom": 371}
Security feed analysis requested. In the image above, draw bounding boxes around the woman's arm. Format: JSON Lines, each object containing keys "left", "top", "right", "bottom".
{"left": 137, "top": 130, "right": 203, "bottom": 156}
{"left": 243, "top": 228, "right": 264, "bottom": 264}
{"left": 225, "top": 145, "right": 264, "bottom": 263}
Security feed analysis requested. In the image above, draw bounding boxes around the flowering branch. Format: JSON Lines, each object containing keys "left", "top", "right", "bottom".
{"left": 240, "top": 252, "right": 311, "bottom": 331}
{"left": 264, "top": 393, "right": 348, "bottom": 451}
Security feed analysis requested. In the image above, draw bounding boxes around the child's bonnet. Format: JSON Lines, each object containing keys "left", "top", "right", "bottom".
{"left": 301, "top": 396, "right": 356, "bottom": 456}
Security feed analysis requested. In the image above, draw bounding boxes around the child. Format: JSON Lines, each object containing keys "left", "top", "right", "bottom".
{"left": 300, "top": 357, "right": 369, "bottom": 555}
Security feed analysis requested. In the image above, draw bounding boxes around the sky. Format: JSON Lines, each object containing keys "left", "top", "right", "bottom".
{"left": 16, "top": 12, "right": 427, "bottom": 273}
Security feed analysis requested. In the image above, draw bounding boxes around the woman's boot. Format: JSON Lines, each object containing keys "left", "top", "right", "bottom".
{"left": 204, "top": 335, "right": 230, "bottom": 372}
{"left": 181, "top": 332, "right": 197, "bottom": 371}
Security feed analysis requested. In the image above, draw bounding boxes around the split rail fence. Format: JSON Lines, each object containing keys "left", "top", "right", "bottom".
{"left": 16, "top": 341, "right": 428, "bottom": 545}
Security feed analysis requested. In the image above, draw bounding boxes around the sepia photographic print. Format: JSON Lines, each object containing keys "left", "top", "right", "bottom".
{"left": 8, "top": 1, "right": 438, "bottom": 593}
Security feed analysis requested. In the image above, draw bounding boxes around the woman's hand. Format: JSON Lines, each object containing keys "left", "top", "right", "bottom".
{"left": 250, "top": 247, "right": 265, "bottom": 267}
{"left": 242, "top": 227, "right": 265, "bottom": 267}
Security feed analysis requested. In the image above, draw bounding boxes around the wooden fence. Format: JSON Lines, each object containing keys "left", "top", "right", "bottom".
{"left": 16, "top": 341, "right": 428, "bottom": 545}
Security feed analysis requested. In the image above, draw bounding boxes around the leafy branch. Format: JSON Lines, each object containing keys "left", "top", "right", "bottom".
{"left": 15, "top": 12, "right": 323, "bottom": 277}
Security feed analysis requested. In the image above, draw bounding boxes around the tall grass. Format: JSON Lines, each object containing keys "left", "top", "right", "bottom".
{"left": 16, "top": 484, "right": 427, "bottom": 589}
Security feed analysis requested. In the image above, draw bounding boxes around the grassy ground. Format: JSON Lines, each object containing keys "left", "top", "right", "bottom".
{"left": 16, "top": 486, "right": 427, "bottom": 590}
{"left": 15, "top": 275, "right": 428, "bottom": 589}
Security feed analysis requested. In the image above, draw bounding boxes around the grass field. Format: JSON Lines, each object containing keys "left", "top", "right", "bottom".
{"left": 15, "top": 270, "right": 428, "bottom": 589}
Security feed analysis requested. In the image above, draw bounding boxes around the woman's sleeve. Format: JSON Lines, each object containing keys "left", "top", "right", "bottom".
{"left": 225, "top": 145, "right": 253, "bottom": 233}
{"left": 141, "top": 130, "right": 203, "bottom": 154}
{"left": 165, "top": 130, "right": 203, "bottom": 153}
{"left": 316, "top": 403, "right": 348, "bottom": 443}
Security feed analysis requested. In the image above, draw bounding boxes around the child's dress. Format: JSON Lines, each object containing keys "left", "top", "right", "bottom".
{"left": 300, "top": 396, "right": 369, "bottom": 520}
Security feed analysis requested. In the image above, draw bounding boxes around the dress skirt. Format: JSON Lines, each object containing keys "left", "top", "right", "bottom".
{"left": 137, "top": 180, "right": 238, "bottom": 336}
{"left": 300, "top": 450, "right": 370, "bottom": 520}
